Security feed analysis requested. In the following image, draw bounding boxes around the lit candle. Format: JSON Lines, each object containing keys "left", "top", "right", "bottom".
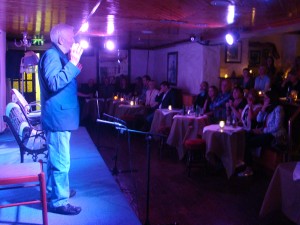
{"left": 258, "top": 91, "right": 262, "bottom": 96}
{"left": 219, "top": 120, "right": 225, "bottom": 129}
{"left": 130, "top": 100, "right": 134, "bottom": 106}
{"left": 120, "top": 97, "right": 124, "bottom": 102}
{"left": 113, "top": 96, "right": 118, "bottom": 100}
{"left": 224, "top": 74, "right": 228, "bottom": 78}
{"left": 168, "top": 105, "right": 172, "bottom": 110}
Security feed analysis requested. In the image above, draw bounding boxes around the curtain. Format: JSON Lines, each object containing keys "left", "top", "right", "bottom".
{"left": 0, "top": 30, "right": 6, "bottom": 132}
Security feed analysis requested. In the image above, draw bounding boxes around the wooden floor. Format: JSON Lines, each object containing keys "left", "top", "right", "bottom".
{"left": 87, "top": 122, "right": 295, "bottom": 225}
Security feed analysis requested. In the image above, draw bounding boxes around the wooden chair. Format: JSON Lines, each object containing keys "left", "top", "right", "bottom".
{"left": 0, "top": 161, "right": 48, "bottom": 225}
{"left": 3, "top": 102, "right": 47, "bottom": 163}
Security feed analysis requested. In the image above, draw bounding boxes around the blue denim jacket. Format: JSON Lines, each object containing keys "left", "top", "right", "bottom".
{"left": 38, "top": 43, "right": 81, "bottom": 131}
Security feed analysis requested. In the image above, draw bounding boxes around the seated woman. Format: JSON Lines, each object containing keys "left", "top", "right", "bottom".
{"left": 240, "top": 89, "right": 262, "bottom": 131}
{"left": 203, "top": 85, "right": 218, "bottom": 122}
{"left": 226, "top": 86, "right": 247, "bottom": 124}
{"left": 238, "top": 90, "right": 286, "bottom": 177}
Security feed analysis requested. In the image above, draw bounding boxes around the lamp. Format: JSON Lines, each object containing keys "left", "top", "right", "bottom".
{"left": 15, "top": 32, "right": 31, "bottom": 50}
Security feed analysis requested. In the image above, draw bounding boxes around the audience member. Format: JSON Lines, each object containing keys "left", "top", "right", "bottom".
{"left": 238, "top": 90, "right": 286, "bottom": 177}
{"left": 240, "top": 68, "right": 255, "bottom": 90}
{"left": 145, "top": 80, "right": 159, "bottom": 109}
{"left": 280, "top": 69, "right": 300, "bottom": 97}
{"left": 254, "top": 65, "right": 271, "bottom": 92}
{"left": 194, "top": 81, "right": 208, "bottom": 110}
{"left": 141, "top": 75, "right": 151, "bottom": 103}
{"left": 144, "top": 81, "right": 176, "bottom": 129}
{"left": 116, "top": 76, "right": 132, "bottom": 98}
{"left": 133, "top": 76, "right": 144, "bottom": 98}
{"left": 99, "top": 76, "right": 115, "bottom": 99}
{"left": 240, "top": 89, "right": 262, "bottom": 131}
{"left": 155, "top": 81, "right": 176, "bottom": 109}
{"left": 226, "top": 86, "right": 247, "bottom": 123}
{"left": 210, "top": 79, "right": 231, "bottom": 122}
{"left": 203, "top": 85, "right": 218, "bottom": 122}
{"left": 266, "top": 56, "right": 276, "bottom": 80}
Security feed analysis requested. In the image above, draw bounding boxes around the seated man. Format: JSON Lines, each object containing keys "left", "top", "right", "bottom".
{"left": 145, "top": 81, "right": 176, "bottom": 130}
{"left": 210, "top": 79, "right": 232, "bottom": 122}
{"left": 194, "top": 81, "right": 208, "bottom": 109}
{"left": 155, "top": 81, "right": 176, "bottom": 109}
{"left": 254, "top": 65, "right": 271, "bottom": 92}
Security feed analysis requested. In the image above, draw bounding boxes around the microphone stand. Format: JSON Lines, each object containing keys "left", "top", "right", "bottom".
{"left": 97, "top": 118, "right": 134, "bottom": 176}
{"left": 115, "top": 126, "right": 155, "bottom": 225}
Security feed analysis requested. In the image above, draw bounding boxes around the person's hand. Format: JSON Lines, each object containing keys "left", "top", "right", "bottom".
{"left": 69, "top": 43, "right": 83, "bottom": 66}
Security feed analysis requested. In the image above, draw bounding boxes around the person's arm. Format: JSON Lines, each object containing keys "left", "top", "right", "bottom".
{"left": 40, "top": 44, "right": 83, "bottom": 93}
{"left": 263, "top": 106, "right": 284, "bottom": 134}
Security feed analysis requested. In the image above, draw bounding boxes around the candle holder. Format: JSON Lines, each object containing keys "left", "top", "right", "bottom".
{"left": 130, "top": 100, "right": 134, "bottom": 106}
{"left": 168, "top": 105, "right": 172, "bottom": 110}
{"left": 113, "top": 96, "right": 118, "bottom": 100}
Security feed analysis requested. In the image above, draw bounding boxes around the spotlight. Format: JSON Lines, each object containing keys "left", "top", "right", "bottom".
{"left": 225, "top": 31, "right": 239, "bottom": 45}
{"left": 105, "top": 40, "right": 115, "bottom": 51}
{"left": 79, "top": 40, "right": 89, "bottom": 49}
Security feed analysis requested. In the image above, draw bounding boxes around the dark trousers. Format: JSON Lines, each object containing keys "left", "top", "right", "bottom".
{"left": 244, "top": 131, "right": 274, "bottom": 166}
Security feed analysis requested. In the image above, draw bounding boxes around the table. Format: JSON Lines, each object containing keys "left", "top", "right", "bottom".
{"left": 260, "top": 162, "right": 300, "bottom": 224}
{"left": 203, "top": 124, "right": 245, "bottom": 178}
{"left": 149, "top": 109, "right": 181, "bottom": 134}
{"left": 115, "top": 104, "right": 146, "bottom": 118}
{"left": 107, "top": 100, "right": 129, "bottom": 116}
{"left": 167, "top": 114, "right": 209, "bottom": 160}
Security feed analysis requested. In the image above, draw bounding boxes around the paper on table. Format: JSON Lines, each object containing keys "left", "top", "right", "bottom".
{"left": 292, "top": 162, "right": 300, "bottom": 181}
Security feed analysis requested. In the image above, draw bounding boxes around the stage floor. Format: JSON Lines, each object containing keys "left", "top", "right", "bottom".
{"left": 0, "top": 127, "right": 141, "bottom": 225}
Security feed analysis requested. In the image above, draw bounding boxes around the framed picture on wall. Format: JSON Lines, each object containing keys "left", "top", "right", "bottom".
{"left": 167, "top": 52, "right": 178, "bottom": 86}
{"left": 225, "top": 42, "right": 242, "bottom": 63}
{"left": 249, "top": 50, "right": 261, "bottom": 67}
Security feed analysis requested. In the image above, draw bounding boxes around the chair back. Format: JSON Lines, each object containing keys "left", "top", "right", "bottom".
{"left": 3, "top": 102, "right": 47, "bottom": 162}
{"left": 11, "top": 88, "right": 30, "bottom": 112}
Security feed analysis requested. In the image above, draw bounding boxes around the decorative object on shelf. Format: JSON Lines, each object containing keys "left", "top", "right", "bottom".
{"left": 15, "top": 32, "right": 31, "bottom": 50}
{"left": 225, "top": 41, "right": 242, "bottom": 63}
{"left": 167, "top": 52, "right": 178, "bottom": 86}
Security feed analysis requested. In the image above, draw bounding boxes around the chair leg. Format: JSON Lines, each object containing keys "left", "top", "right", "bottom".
{"left": 39, "top": 172, "right": 48, "bottom": 225}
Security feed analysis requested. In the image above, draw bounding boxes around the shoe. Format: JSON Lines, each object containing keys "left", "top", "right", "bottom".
{"left": 48, "top": 203, "right": 82, "bottom": 215}
{"left": 47, "top": 189, "right": 76, "bottom": 202}
{"left": 237, "top": 168, "right": 253, "bottom": 177}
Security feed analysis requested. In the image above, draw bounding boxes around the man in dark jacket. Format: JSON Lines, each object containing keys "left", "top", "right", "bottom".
{"left": 38, "top": 23, "right": 83, "bottom": 215}
{"left": 155, "top": 81, "right": 176, "bottom": 109}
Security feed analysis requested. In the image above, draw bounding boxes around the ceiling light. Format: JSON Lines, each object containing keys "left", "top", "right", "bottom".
{"left": 225, "top": 31, "right": 239, "bottom": 45}
{"left": 80, "top": 40, "right": 89, "bottom": 49}
{"left": 105, "top": 40, "right": 115, "bottom": 51}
